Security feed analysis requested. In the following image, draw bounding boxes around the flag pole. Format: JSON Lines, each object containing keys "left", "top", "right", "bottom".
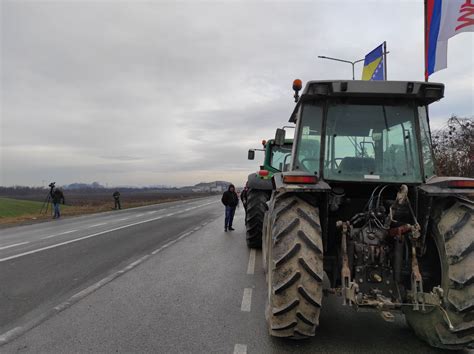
{"left": 424, "top": 0, "right": 429, "bottom": 82}
{"left": 383, "top": 41, "right": 387, "bottom": 80}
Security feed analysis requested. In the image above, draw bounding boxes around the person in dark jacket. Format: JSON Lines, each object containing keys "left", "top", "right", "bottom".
{"left": 50, "top": 188, "right": 65, "bottom": 219}
{"left": 221, "top": 184, "right": 239, "bottom": 232}
{"left": 240, "top": 183, "right": 249, "bottom": 222}
{"left": 113, "top": 190, "right": 121, "bottom": 210}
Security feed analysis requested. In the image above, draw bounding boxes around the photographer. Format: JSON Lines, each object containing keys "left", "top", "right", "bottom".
{"left": 49, "top": 184, "right": 65, "bottom": 219}
{"left": 113, "top": 190, "right": 121, "bottom": 210}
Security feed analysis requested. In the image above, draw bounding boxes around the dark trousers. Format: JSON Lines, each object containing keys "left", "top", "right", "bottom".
{"left": 114, "top": 199, "right": 121, "bottom": 210}
{"left": 225, "top": 206, "right": 236, "bottom": 228}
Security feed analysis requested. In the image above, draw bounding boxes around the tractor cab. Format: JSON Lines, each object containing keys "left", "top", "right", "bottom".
{"left": 248, "top": 138, "right": 293, "bottom": 174}
{"left": 277, "top": 80, "right": 443, "bottom": 184}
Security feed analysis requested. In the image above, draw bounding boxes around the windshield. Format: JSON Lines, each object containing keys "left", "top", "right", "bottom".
{"left": 323, "top": 101, "right": 422, "bottom": 182}
{"left": 270, "top": 144, "right": 292, "bottom": 171}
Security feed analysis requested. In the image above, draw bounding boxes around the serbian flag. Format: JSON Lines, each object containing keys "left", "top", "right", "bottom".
{"left": 425, "top": 0, "right": 474, "bottom": 79}
{"left": 362, "top": 43, "right": 385, "bottom": 81}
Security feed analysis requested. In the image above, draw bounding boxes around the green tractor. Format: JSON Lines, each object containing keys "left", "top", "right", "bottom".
{"left": 245, "top": 138, "right": 293, "bottom": 248}
{"left": 262, "top": 79, "right": 473, "bottom": 350}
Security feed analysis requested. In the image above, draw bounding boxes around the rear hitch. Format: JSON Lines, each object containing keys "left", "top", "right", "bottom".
{"left": 411, "top": 246, "right": 425, "bottom": 311}
{"left": 337, "top": 220, "right": 354, "bottom": 306}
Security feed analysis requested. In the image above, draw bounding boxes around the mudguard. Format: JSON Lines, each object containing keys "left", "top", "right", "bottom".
{"left": 272, "top": 171, "right": 331, "bottom": 192}
{"left": 247, "top": 173, "right": 273, "bottom": 190}
{"left": 419, "top": 176, "right": 474, "bottom": 197}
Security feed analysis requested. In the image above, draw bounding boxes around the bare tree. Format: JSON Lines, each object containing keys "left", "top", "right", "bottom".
{"left": 432, "top": 116, "right": 474, "bottom": 178}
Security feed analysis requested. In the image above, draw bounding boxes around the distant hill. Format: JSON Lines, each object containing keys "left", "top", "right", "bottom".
{"left": 64, "top": 182, "right": 105, "bottom": 190}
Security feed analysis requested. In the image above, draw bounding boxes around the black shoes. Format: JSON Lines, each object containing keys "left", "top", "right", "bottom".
{"left": 228, "top": 227, "right": 235, "bottom": 231}
{"left": 224, "top": 227, "right": 228, "bottom": 232}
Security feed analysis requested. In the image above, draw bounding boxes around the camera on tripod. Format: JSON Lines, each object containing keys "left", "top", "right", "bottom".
{"left": 48, "top": 182, "right": 56, "bottom": 189}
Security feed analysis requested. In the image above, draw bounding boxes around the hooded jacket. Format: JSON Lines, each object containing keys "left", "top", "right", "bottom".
{"left": 221, "top": 184, "right": 239, "bottom": 207}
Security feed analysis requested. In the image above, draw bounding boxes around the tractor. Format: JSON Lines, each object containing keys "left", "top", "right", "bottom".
{"left": 262, "top": 79, "right": 473, "bottom": 350}
{"left": 245, "top": 138, "right": 293, "bottom": 248}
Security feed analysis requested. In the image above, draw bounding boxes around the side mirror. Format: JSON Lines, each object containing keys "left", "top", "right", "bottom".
{"left": 275, "top": 128, "right": 286, "bottom": 146}
{"left": 248, "top": 149, "right": 255, "bottom": 160}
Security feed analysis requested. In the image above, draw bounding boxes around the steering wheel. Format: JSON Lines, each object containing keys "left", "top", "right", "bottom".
{"left": 300, "top": 158, "right": 319, "bottom": 171}
{"left": 324, "top": 158, "right": 343, "bottom": 169}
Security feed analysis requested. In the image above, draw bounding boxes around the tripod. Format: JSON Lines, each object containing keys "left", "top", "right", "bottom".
{"left": 39, "top": 188, "right": 53, "bottom": 215}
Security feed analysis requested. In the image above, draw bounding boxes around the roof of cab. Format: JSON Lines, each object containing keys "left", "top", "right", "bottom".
{"left": 289, "top": 80, "right": 444, "bottom": 122}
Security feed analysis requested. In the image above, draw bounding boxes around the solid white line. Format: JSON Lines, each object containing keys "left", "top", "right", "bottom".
{"left": 0, "top": 204, "right": 213, "bottom": 263}
{"left": 233, "top": 344, "right": 247, "bottom": 354}
{"left": 0, "top": 242, "right": 29, "bottom": 250}
{"left": 0, "top": 201, "right": 217, "bottom": 263}
{"left": 41, "top": 230, "right": 78, "bottom": 239}
{"left": 247, "top": 249, "right": 256, "bottom": 275}
{"left": 241, "top": 288, "right": 252, "bottom": 312}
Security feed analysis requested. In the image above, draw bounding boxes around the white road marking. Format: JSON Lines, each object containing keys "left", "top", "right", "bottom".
{"left": 0, "top": 242, "right": 29, "bottom": 250}
{"left": 135, "top": 214, "right": 145, "bottom": 217}
{"left": 146, "top": 210, "right": 157, "bottom": 214}
{"left": 0, "top": 202, "right": 214, "bottom": 263}
{"left": 247, "top": 249, "right": 256, "bottom": 275}
{"left": 241, "top": 288, "right": 252, "bottom": 312}
{"left": 233, "top": 344, "right": 247, "bottom": 354}
{"left": 116, "top": 217, "right": 130, "bottom": 221}
{"left": 41, "top": 230, "right": 78, "bottom": 239}
{"left": 87, "top": 223, "right": 107, "bottom": 228}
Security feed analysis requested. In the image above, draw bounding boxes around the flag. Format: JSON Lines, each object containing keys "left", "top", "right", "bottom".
{"left": 425, "top": 0, "right": 474, "bottom": 79}
{"left": 362, "top": 44, "right": 385, "bottom": 81}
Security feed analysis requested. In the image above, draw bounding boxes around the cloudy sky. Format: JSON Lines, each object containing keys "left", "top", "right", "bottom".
{"left": 1, "top": 0, "right": 473, "bottom": 187}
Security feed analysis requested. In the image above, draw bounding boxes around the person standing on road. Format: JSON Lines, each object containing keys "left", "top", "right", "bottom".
{"left": 113, "top": 190, "right": 121, "bottom": 210}
{"left": 50, "top": 188, "right": 65, "bottom": 219}
{"left": 221, "top": 184, "right": 239, "bottom": 232}
{"left": 240, "top": 182, "right": 249, "bottom": 223}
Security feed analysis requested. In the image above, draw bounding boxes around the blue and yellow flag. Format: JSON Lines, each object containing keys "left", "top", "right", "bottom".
{"left": 362, "top": 44, "right": 385, "bottom": 80}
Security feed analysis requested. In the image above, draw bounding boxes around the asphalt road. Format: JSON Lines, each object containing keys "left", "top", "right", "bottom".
{"left": 0, "top": 196, "right": 220, "bottom": 334}
{"left": 0, "top": 202, "right": 457, "bottom": 353}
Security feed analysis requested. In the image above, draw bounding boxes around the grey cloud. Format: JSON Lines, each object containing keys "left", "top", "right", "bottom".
{"left": 1, "top": 0, "right": 472, "bottom": 186}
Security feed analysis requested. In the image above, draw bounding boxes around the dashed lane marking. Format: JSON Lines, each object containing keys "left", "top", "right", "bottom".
{"left": 41, "top": 230, "right": 78, "bottom": 239}
{"left": 87, "top": 223, "right": 107, "bottom": 228}
{"left": 116, "top": 217, "right": 130, "bottom": 221}
{"left": 247, "top": 248, "right": 256, "bottom": 275}
{"left": 0, "top": 242, "right": 29, "bottom": 250}
{"left": 241, "top": 288, "right": 252, "bottom": 312}
{"left": 233, "top": 344, "right": 247, "bottom": 354}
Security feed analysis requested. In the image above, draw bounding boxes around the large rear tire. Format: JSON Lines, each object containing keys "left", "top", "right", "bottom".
{"left": 404, "top": 199, "right": 474, "bottom": 350}
{"left": 245, "top": 190, "right": 270, "bottom": 249}
{"left": 265, "top": 192, "right": 324, "bottom": 338}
